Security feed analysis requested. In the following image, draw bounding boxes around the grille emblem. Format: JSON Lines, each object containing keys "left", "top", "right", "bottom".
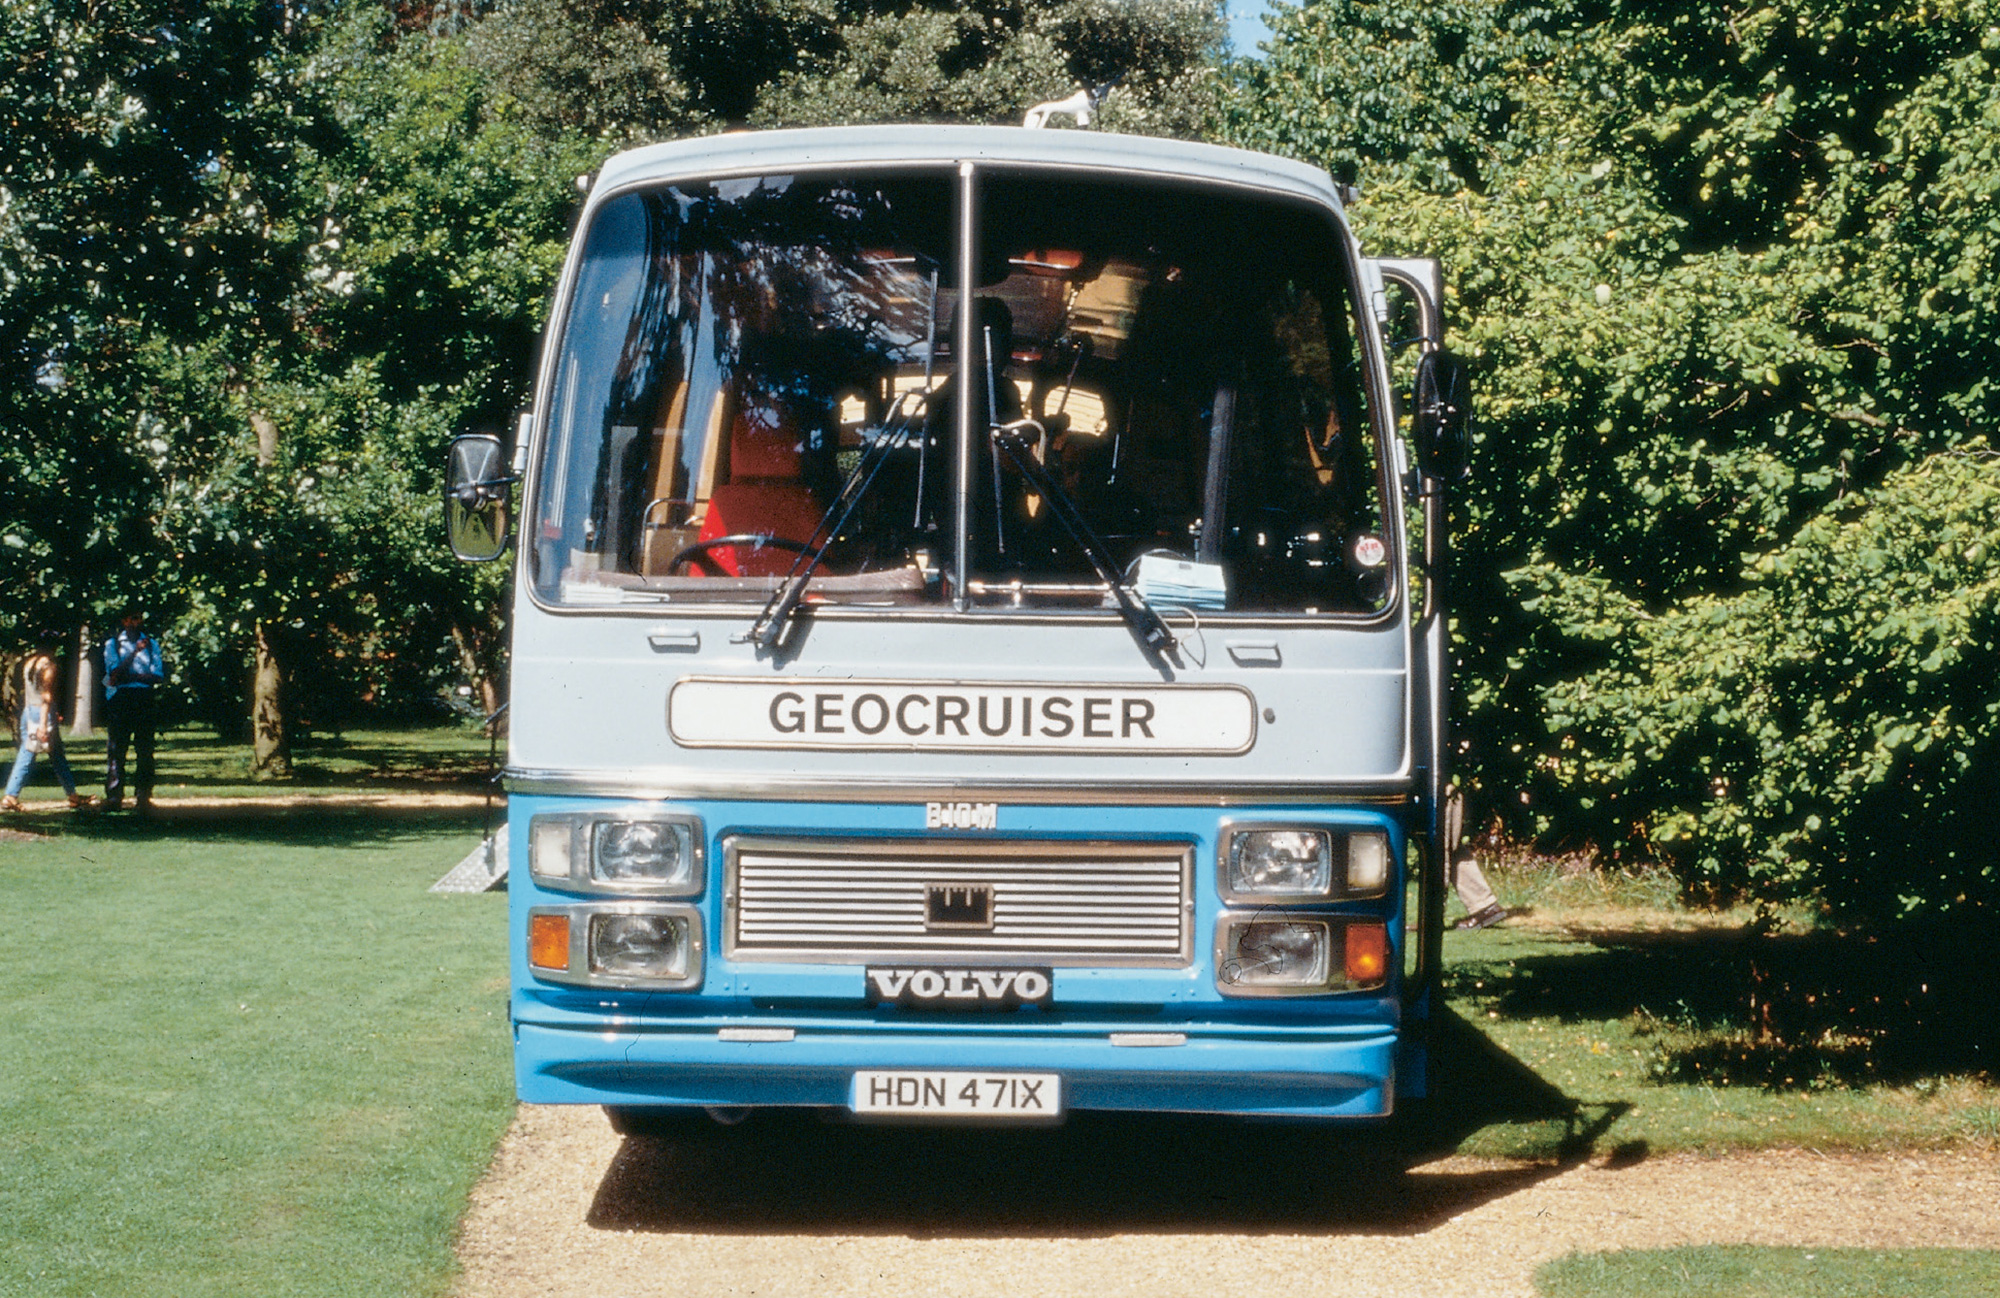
{"left": 925, "top": 883, "right": 994, "bottom": 930}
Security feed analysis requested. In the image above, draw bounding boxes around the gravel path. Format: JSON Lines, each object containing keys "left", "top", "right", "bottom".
{"left": 453, "top": 1104, "right": 1998, "bottom": 1298}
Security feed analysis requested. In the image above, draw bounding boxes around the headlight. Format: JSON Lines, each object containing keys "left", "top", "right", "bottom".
{"left": 528, "top": 812, "right": 704, "bottom": 895}
{"left": 1215, "top": 915, "right": 1390, "bottom": 996}
{"left": 1222, "top": 918, "right": 1331, "bottom": 988}
{"left": 1228, "top": 830, "right": 1331, "bottom": 895}
{"left": 592, "top": 820, "right": 694, "bottom": 886}
{"left": 1222, "top": 827, "right": 1392, "bottom": 899}
{"left": 589, "top": 912, "right": 690, "bottom": 979}
{"left": 526, "top": 904, "right": 703, "bottom": 990}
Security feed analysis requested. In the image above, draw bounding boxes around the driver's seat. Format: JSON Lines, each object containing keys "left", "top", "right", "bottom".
{"left": 692, "top": 405, "right": 822, "bottom": 576}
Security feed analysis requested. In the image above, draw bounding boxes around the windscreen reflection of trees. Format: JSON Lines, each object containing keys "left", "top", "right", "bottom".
{"left": 531, "top": 175, "right": 952, "bottom": 596}
{"left": 968, "top": 174, "right": 1382, "bottom": 614}
{"left": 534, "top": 172, "right": 1381, "bottom": 615}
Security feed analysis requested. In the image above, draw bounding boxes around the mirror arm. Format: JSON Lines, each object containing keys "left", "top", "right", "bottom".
{"left": 451, "top": 475, "right": 518, "bottom": 506}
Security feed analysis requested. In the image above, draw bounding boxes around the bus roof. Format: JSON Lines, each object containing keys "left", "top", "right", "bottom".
{"left": 590, "top": 125, "right": 1347, "bottom": 214}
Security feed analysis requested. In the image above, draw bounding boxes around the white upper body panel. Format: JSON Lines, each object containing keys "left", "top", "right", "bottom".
{"left": 509, "top": 126, "right": 1410, "bottom": 799}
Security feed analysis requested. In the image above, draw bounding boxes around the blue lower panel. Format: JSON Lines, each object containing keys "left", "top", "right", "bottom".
{"left": 517, "top": 1023, "right": 1395, "bottom": 1118}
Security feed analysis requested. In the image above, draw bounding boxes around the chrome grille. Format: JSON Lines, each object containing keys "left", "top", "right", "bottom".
{"left": 725, "top": 837, "right": 1192, "bottom": 966}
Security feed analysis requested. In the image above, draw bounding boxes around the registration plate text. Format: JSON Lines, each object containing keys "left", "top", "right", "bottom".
{"left": 851, "top": 1070, "right": 1061, "bottom": 1118}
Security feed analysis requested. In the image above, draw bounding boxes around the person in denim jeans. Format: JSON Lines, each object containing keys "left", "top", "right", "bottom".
{"left": 3, "top": 632, "right": 92, "bottom": 812}
{"left": 103, "top": 610, "right": 166, "bottom": 812}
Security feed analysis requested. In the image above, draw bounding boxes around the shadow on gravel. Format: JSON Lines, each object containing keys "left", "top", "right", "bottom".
{"left": 584, "top": 1007, "right": 1619, "bottom": 1238}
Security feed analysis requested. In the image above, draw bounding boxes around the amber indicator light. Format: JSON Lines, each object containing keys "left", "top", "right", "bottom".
{"left": 1345, "top": 922, "right": 1388, "bottom": 986}
{"left": 528, "top": 914, "right": 571, "bottom": 971}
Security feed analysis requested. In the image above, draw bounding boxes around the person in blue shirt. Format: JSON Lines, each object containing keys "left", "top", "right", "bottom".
{"left": 103, "top": 609, "right": 166, "bottom": 812}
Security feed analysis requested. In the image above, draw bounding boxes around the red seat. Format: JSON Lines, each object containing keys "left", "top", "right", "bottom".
{"left": 690, "top": 404, "right": 822, "bottom": 576}
{"left": 695, "top": 483, "right": 824, "bottom": 575}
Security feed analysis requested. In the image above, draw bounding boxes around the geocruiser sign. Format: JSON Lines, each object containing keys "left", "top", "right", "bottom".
{"left": 669, "top": 677, "right": 1257, "bottom": 754}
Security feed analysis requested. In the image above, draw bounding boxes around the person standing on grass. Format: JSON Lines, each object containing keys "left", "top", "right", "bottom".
{"left": 1445, "top": 782, "right": 1508, "bottom": 930}
{"left": 103, "top": 608, "right": 165, "bottom": 813}
{"left": 3, "top": 630, "right": 94, "bottom": 813}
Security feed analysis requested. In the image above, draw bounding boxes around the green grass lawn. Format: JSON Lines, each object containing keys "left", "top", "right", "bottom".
{"left": 7, "top": 723, "right": 500, "bottom": 805}
{"left": 2, "top": 734, "right": 1994, "bottom": 1296}
{"left": 1431, "top": 919, "right": 1999, "bottom": 1160}
{"left": 1428, "top": 861, "right": 1999, "bottom": 1297}
{"left": 1427, "top": 859, "right": 2000, "bottom": 1159}
{"left": 0, "top": 791, "right": 510, "bottom": 1297}
{"left": 1538, "top": 1247, "right": 2000, "bottom": 1297}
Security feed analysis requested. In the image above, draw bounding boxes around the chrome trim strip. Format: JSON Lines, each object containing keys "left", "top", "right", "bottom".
{"left": 723, "top": 836, "right": 1194, "bottom": 968}
{"left": 503, "top": 768, "right": 1416, "bottom": 806}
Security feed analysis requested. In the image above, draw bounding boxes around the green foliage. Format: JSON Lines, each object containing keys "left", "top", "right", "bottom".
{"left": 1226, "top": 0, "right": 1557, "bottom": 190}
{"left": 1225, "top": 0, "right": 2000, "bottom": 921}
{"left": 0, "top": 0, "right": 323, "bottom": 635}
{"left": 323, "top": 15, "right": 598, "bottom": 419}
{"left": 0, "top": 0, "right": 1218, "bottom": 744}
{"left": 463, "top": 0, "right": 704, "bottom": 140}
{"left": 0, "top": 3, "right": 567, "bottom": 737}
{"left": 463, "top": 0, "right": 1226, "bottom": 138}
{"left": 756, "top": 0, "right": 1225, "bottom": 137}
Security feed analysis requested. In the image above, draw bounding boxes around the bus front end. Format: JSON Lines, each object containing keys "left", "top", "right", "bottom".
{"left": 470, "top": 126, "right": 1458, "bottom": 1125}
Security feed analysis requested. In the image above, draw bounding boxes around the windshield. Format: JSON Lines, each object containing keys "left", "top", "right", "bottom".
{"left": 530, "top": 166, "right": 1387, "bottom": 616}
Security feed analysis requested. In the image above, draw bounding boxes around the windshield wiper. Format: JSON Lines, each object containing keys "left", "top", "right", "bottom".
{"left": 744, "top": 392, "right": 926, "bottom": 652}
{"left": 988, "top": 420, "right": 1175, "bottom": 661}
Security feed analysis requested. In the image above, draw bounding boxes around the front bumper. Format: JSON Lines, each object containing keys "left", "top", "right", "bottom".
{"left": 516, "top": 1018, "right": 1395, "bottom": 1118}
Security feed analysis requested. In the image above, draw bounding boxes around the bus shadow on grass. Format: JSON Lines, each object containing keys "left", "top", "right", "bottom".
{"left": 583, "top": 1007, "right": 1623, "bottom": 1238}
{"left": 1473, "top": 924, "right": 1999, "bottom": 1089}
{"left": 6, "top": 804, "right": 491, "bottom": 850}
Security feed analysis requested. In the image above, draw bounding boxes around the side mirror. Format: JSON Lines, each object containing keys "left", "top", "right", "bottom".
{"left": 445, "top": 434, "right": 512, "bottom": 562}
{"left": 1412, "top": 350, "right": 1471, "bottom": 484}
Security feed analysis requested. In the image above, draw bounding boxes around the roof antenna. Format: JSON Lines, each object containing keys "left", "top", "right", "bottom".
{"left": 1023, "top": 88, "right": 1098, "bottom": 130}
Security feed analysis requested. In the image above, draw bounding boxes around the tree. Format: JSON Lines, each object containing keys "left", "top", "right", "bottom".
{"left": 0, "top": 3, "right": 580, "bottom": 762}
{"left": 1224, "top": 0, "right": 2000, "bottom": 920}
{"left": 463, "top": 0, "right": 1226, "bottom": 140}
{"left": 0, "top": 0, "right": 341, "bottom": 769}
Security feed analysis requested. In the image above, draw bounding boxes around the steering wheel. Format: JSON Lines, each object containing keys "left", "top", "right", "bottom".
{"left": 666, "top": 533, "right": 813, "bottom": 575}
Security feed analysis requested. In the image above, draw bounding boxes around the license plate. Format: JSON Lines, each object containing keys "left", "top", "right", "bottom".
{"left": 851, "top": 1070, "right": 1061, "bottom": 1118}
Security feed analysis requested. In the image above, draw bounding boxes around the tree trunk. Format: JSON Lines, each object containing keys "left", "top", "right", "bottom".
{"left": 248, "top": 406, "right": 292, "bottom": 777}
{"left": 251, "top": 619, "right": 291, "bottom": 778}
{"left": 70, "top": 624, "right": 98, "bottom": 735}
{"left": 252, "top": 411, "right": 279, "bottom": 466}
